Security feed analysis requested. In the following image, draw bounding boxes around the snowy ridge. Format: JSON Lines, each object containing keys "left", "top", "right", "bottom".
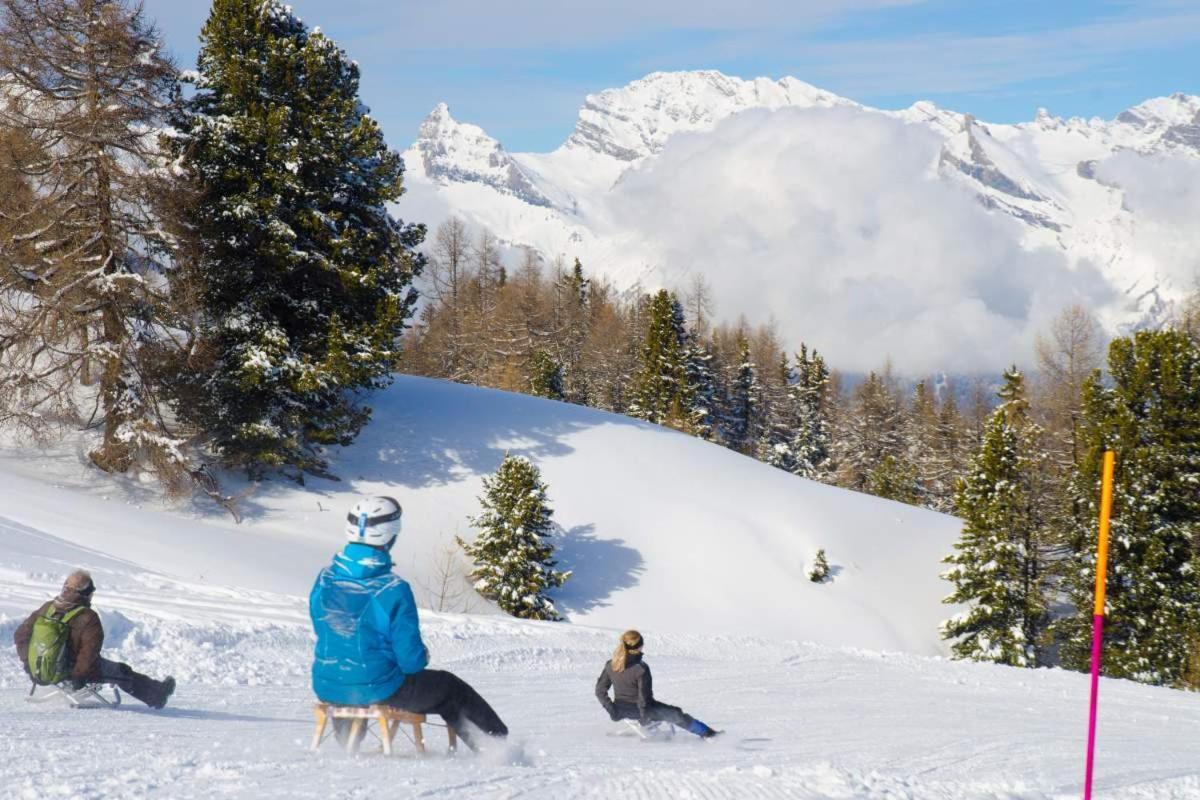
{"left": 562, "top": 70, "right": 856, "bottom": 162}
{"left": 400, "top": 71, "right": 1200, "bottom": 369}
{"left": 413, "top": 103, "right": 553, "bottom": 207}
{"left": 0, "top": 375, "right": 960, "bottom": 655}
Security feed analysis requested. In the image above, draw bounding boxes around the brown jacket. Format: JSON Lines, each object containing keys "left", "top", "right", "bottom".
{"left": 13, "top": 600, "right": 104, "bottom": 682}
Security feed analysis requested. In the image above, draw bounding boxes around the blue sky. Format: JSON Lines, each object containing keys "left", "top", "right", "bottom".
{"left": 144, "top": 1, "right": 1200, "bottom": 152}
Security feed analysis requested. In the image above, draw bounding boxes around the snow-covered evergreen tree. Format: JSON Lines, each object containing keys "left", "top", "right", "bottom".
{"left": 723, "top": 336, "right": 761, "bottom": 454}
{"left": 171, "top": 0, "right": 424, "bottom": 475}
{"left": 941, "top": 368, "right": 1050, "bottom": 667}
{"left": 460, "top": 455, "right": 571, "bottom": 620}
{"left": 630, "top": 290, "right": 692, "bottom": 428}
{"left": 789, "top": 345, "right": 832, "bottom": 480}
{"left": 685, "top": 336, "right": 721, "bottom": 440}
{"left": 1059, "top": 331, "right": 1200, "bottom": 686}
{"left": 757, "top": 353, "right": 796, "bottom": 469}
{"left": 809, "top": 549, "right": 831, "bottom": 583}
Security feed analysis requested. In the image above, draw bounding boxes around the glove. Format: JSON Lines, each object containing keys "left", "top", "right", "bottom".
{"left": 607, "top": 706, "right": 620, "bottom": 722}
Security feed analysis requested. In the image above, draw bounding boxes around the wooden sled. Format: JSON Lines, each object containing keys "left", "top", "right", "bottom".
{"left": 311, "top": 703, "right": 457, "bottom": 756}
{"left": 26, "top": 681, "right": 121, "bottom": 709}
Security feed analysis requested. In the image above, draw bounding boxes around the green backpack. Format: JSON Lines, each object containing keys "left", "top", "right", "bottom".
{"left": 27, "top": 605, "right": 84, "bottom": 686}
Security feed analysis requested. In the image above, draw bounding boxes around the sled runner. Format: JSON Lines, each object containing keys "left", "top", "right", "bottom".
{"left": 26, "top": 681, "right": 121, "bottom": 709}
{"left": 311, "top": 702, "right": 457, "bottom": 756}
{"left": 611, "top": 719, "right": 676, "bottom": 741}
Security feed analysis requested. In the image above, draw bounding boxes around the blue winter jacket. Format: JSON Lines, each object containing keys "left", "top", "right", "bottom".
{"left": 309, "top": 542, "right": 429, "bottom": 705}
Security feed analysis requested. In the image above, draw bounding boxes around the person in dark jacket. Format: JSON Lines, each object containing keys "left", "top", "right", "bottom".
{"left": 13, "top": 569, "right": 175, "bottom": 708}
{"left": 310, "top": 496, "right": 508, "bottom": 751}
{"left": 595, "top": 629, "right": 719, "bottom": 738}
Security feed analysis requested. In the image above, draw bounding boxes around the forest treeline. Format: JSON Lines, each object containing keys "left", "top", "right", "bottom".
{"left": 403, "top": 218, "right": 1200, "bottom": 687}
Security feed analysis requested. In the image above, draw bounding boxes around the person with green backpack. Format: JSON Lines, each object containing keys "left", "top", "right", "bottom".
{"left": 13, "top": 569, "right": 175, "bottom": 708}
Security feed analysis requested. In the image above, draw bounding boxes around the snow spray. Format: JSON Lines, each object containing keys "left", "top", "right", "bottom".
{"left": 1083, "top": 450, "right": 1115, "bottom": 800}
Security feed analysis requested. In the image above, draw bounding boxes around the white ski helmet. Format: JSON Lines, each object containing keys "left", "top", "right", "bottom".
{"left": 345, "top": 496, "right": 402, "bottom": 547}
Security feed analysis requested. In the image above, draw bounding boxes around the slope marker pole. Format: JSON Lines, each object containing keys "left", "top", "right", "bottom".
{"left": 1083, "top": 450, "right": 1116, "bottom": 800}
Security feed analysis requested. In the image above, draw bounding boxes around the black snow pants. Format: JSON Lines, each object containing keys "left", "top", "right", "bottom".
{"left": 613, "top": 699, "right": 696, "bottom": 729}
{"left": 96, "top": 657, "right": 171, "bottom": 707}
{"left": 384, "top": 669, "right": 508, "bottom": 750}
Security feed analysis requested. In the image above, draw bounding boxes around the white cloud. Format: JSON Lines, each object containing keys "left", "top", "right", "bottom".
{"left": 1096, "top": 152, "right": 1200, "bottom": 289}
{"left": 604, "top": 107, "right": 1118, "bottom": 375}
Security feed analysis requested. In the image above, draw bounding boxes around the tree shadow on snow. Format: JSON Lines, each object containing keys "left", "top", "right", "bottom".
{"left": 228, "top": 377, "right": 682, "bottom": 521}
{"left": 553, "top": 523, "right": 645, "bottom": 615}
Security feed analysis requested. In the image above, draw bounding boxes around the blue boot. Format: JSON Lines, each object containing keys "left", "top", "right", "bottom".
{"left": 687, "top": 719, "right": 719, "bottom": 738}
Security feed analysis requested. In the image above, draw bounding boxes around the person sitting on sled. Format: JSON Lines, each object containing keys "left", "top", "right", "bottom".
{"left": 13, "top": 569, "right": 176, "bottom": 708}
{"left": 595, "top": 629, "right": 719, "bottom": 738}
{"left": 310, "top": 496, "right": 508, "bottom": 751}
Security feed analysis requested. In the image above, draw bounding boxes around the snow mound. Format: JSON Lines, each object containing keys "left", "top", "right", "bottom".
{"left": 0, "top": 375, "right": 960, "bottom": 656}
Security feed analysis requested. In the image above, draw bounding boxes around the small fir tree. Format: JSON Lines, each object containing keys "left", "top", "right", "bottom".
{"left": 809, "top": 549, "right": 831, "bottom": 583}
{"left": 460, "top": 455, "right": 571, "bottom": 620}
{"left": 758, "top": 352, "right": 796, "bottom": 469}
{"left": 723, "top": 336, "right": 761, "bottom": 453}
{"left": 1058, "top": 331, "right": 1200, "bottom": 686}
{"left": 941, "top": 368, "right": 1050, "bottom": 667}
{"left": 867, "top": 454, "right": 919, "bottom": 504}
{"left": 630, "top": 290, "right": 692, "bottom": 428}
{"left": 685, "top": 337, "right": 720, "bottom": 440}
{"left": 790, "top": 345, "right": 832, "bottom": 479}
{"left": 529, "top": 350, "right": 565, "bottom": 400}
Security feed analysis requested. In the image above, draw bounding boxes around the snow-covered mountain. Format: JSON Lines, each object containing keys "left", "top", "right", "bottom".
{"left": 400, "top": 71, "right": 1200, "bottom": 374}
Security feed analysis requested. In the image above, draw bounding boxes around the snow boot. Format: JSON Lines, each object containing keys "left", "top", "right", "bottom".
{"left": 150, "top": 677, "right": 175, "bottom": 710}
{"left": 686, "top": 719, "right": 720, "bottom": 738}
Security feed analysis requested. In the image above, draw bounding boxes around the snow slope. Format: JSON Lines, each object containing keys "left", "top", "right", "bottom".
{"left": 0, "top": 375, "right": 958, "bottom": 655}
{"left": 399, "top": 71, "right": 1200, "bottom": 373}
{"left": 3, "top": 517, "right": 1200, "bottom": 799}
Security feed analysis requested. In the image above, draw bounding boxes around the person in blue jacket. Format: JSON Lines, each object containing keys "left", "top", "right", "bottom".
{"left": 310, "top": 496, "right": 508, "bottom": 750}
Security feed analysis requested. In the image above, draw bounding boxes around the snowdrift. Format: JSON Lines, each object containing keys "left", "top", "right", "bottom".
{"left": 0, "top": 374, "right": 959, "bottom": 655}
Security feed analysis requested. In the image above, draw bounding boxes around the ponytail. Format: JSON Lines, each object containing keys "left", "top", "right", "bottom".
{"left": 610, "top": 629, "right": 644, "bottom": 673}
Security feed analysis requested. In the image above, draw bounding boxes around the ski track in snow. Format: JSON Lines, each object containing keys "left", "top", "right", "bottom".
{"left": 3, "top": 520, "right": 1200, "bottom": 799}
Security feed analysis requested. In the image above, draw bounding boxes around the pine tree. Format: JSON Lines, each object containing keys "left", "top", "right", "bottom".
{"left": 459, "top": 455, "right": 571, "bottom": 620}
{"left": 757, "top": 352, "right": 795, "bottom": 469}
{"left": 685, "top": 336, "right": 720, "bottom": 440}
{"left": 630, "top": 290, "right": 691, "bottom": 428}
{"left": 171, "top": 0, "right": 424, "bottom": 475}
{"left": 867, "top": 455, "right": 918, "bottom": 504}
{"left": 902, "top": 380, "right": 941, "bottom": 508}
{"left": 1059, "top": 331, "right": 1200, "bottom": 686}
{"left": 790, "top": 345, "right": 832, "bottom": 480}
{"left": 529, "top": 350, "right": 565, "bottom": 400}
{"left": 723, "top": 336, "right": 761, "bottom": 453}
{"left": 0, "top": 0, "right": 186, "bottom": 484}
{"left": 941, "top": 367, "right": 1051, "bottom": 667}
{"left": 809, "top": 549, "right": 831, "bottom": 583}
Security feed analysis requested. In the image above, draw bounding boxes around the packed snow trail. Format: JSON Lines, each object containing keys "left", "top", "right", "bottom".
{"left": 3, "top": 522, "right": 1200, "bottom": 799}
